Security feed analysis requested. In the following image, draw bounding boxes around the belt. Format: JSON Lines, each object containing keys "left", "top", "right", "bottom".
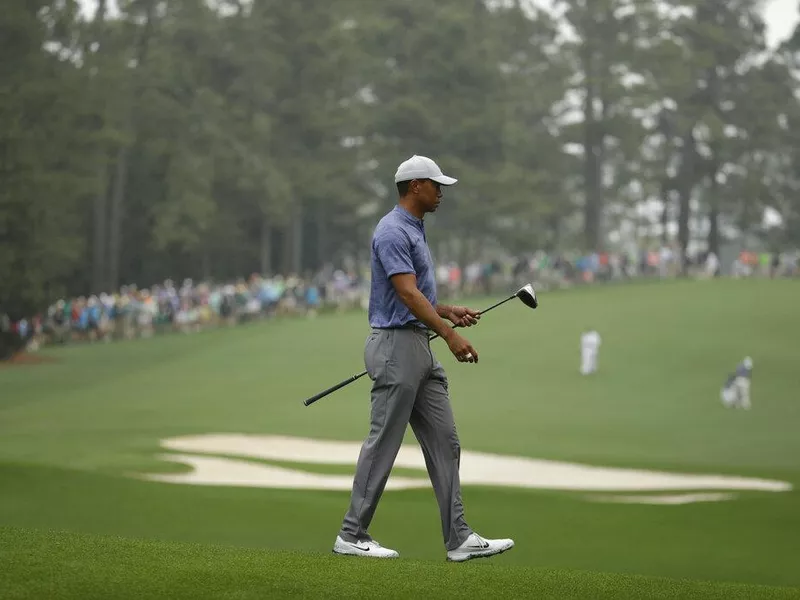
{"left": 374, "top": 323, "right": 430, "bottom": 334}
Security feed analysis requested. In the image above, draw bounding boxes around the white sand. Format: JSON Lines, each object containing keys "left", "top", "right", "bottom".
{"left": 137, "top": 434, "right": 792, "bottom": 504}
{"left": 585, "top": 492, "right": 736, "bottom": 505}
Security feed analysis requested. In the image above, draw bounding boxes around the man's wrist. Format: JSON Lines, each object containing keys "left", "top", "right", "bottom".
{"left": 437, "top": 304, "right": 453, "bottom": 317}
{"left": 440, "top": 326, "right": 457, "bottom": 342}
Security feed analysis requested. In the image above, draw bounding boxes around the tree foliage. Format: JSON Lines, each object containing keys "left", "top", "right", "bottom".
{"left": 1, "top": 0, "right": 798, "bottom": 322}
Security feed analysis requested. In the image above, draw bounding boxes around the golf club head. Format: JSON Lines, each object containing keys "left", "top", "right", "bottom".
{"left": 515, "top": 283, "right": 538, "bottom": 309}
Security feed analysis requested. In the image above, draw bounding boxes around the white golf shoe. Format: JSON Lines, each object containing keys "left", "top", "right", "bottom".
{"left": 332, "top": 535, "right": 399, "bottom": 558}
{"left": 446, "top": 533, "right": 515, "bottom": 562}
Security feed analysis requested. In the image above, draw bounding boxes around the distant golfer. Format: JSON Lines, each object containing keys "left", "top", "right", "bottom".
{"left": 333, "top": 155, "right": 514, "bottom": 562}
{"left": 580, "top": 328, "right": 602, "bottom": 375}
{"left": 720, "top": 356, "right": 753, "bottom": 410}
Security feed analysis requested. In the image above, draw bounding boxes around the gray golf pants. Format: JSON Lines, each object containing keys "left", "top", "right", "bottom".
{"left": 339, "top": 327, "right": 472, "bottom": 551}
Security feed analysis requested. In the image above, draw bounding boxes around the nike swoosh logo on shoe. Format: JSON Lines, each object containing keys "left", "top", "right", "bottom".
{"left": 351, "top": 544, "right": 370, "bottom": 551}
{"left": 466, "top": 542, "right": 489, "bottom": 549}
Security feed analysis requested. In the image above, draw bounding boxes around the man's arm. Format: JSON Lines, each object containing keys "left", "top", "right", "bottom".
{"left": 391, "top": 275, "right": 456, "bottom": 341}
{"left": 391, "top": 274, "right": 478, "bottom": 362}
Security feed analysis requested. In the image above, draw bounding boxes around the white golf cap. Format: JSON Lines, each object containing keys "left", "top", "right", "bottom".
{"left": 394, "top": 155, "right": 458, "bottom": 186}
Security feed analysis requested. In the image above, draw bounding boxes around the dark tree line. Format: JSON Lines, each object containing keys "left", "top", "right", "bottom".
{"left": 2, "top": 0, "right": 800, "bottom": 323}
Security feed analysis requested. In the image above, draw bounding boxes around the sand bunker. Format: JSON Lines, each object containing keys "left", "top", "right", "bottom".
{"left": 584, "top": 493, "right": 736, "bottom": 505}
{"left": 138, "top": 434, "right": 791, "bottom": 504}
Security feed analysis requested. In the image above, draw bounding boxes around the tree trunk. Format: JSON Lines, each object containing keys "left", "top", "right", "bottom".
{"left": 89, "top": 0, "right": 109, "bottom": 293}
{"left": 202, "top": 247, "right": 210, "bottom": 281}
{"left": 107, "top": 146, "right": 128, "bottom": 289}
{"left": 315, "top": 209, "right": 328, "bottom": 272}
{"left": 107, "top": 0, "right": 156, "bottom": 288}
{"left": 660, "top": 179, "right": 670, "bottom": 244}
{"left": 260, "top": 217, "right": 272, "bottom": 275}
{"left": 457, "top": 234, "right": 469, "bottom": 293}
{"left": 280, "top": 224, "right": 290, "bottom": 276}
{"left": 548, "top": 213, "right": 560, "bottom": 251}
{"left": 582, "top": 38, "right": 602, "bottom": 251}
{"left": 280, "top": 206, "right": 304, "bottom": 276}
{"left": 91, "top": 165, "right": 109, "bottom": 292}
{"left": 596, "top": 68, "right": 610, "bottom": 251}
{"left": 291, "top": 204, "right": 303, "bottom": 275}
{"left": 676, "top": 131, "right": 697, "bottom": 276}
{"left": 707, "top": 174, "right": 720, "bottom": 257}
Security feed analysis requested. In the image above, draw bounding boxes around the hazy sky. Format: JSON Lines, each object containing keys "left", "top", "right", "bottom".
{"left": 763, "top": 0, "right": 799, "bottom": 47}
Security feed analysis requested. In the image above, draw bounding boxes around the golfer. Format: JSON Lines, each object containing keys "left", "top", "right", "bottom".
{"left": 720, "top": 356, "right": 753, "bottom": 410}
{"left": 333, "top": 155, "right": 514, "bottom": 562}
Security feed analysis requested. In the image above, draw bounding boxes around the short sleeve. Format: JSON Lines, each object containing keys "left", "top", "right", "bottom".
{"left": 374, "top": 228, "right": 415, "bottom": 278}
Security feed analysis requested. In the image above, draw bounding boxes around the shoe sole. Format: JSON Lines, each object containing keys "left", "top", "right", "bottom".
{"left": 332, "top": 549, "right": 399, "bottom": 559}
{"left": 446, "top": 544, "right": 514, "bottom": 563}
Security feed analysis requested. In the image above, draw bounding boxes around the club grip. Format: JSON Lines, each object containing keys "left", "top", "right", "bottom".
{"left": 303, "top": 371, "right": 368, "bottom": 406}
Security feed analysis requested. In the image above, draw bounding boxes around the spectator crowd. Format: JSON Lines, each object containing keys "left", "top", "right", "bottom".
{"left": 2, "top": 269, "right": 368, "bottom": 352}
{"left": 2, "top": 247, "right": 798, "bottom": 354}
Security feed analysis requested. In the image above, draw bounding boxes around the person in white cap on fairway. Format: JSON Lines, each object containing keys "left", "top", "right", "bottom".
{"left": 332, "top": 155, "right": 515, "bottom": 562}
{"left": 580, "top": 327, "right": 602, "bottom": 375}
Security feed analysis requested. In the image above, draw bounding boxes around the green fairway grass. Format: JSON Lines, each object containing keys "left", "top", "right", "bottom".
{"left": 1, "top": 279, "right": 799, "bottom": 597}
{"left": 2, "top": 527, "right": 798, "bottom": 600}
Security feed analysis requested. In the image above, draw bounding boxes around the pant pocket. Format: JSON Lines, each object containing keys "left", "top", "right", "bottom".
{"left": 364, "top": 333, "right": 377, "bottom": 380}
{"left": 364, "top": 330, "right": 392, "bottom": 381}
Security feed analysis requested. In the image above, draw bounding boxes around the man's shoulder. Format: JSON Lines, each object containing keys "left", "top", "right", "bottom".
{"left": 373, "top": 210, "right": 409, "bottom": 240}
{"left": 374, "top": 210, "right": 397, "bottom": 230}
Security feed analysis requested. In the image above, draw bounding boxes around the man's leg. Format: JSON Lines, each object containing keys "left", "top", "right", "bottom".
{"left": 339, "top": 330, "right": 426, "bottom": 543}
{"left": 412, "top": 359, "right": 516, "bottom": 561}
{"left": 409, "top": 361, "right": 472, "bottom": 551}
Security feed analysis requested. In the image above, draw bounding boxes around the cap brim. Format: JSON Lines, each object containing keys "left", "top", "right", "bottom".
{"left": 431, "top": 175, "right": 457, "bottom": 186}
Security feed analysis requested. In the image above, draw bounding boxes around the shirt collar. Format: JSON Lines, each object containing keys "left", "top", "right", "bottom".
{"left": 393, "top": 205, "right": 424, "bottom": 227}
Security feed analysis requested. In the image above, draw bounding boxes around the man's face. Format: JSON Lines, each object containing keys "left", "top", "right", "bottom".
{"left": 412, "top": 178, "right": 443, "bottom": 213}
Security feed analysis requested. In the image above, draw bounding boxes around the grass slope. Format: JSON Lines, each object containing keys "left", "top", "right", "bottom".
{"left": 2, "top": 527, "right": 799, "bottom": 600}
{"left": 2, "top": 462, "right": 799, "bottom": 587}
{"left": 1, "top": 279, "right": 799, "bottom": 592}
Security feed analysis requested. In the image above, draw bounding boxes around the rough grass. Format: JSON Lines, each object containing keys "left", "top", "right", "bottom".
{"left": 2, "top": 527, "right": 799, "bottom": 600}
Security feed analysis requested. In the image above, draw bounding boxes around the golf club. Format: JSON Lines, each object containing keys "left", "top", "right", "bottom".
{"left": 302, "top": 284, "right": 538, "bottom": 407}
